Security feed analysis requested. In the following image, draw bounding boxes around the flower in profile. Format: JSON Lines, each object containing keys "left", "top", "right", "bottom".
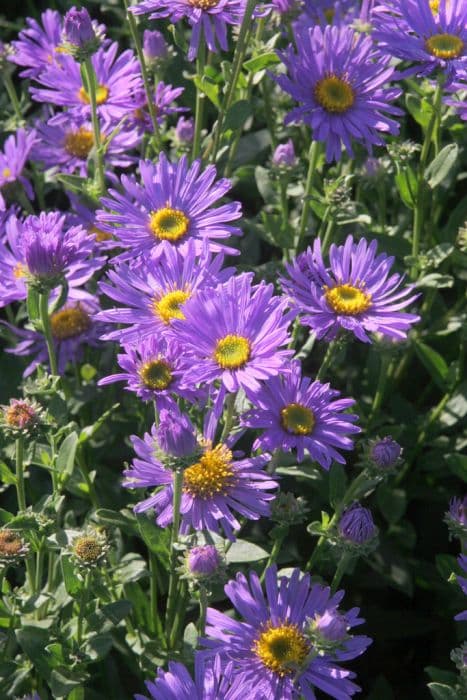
{"left": 281, "top": 235, "right": 420, "bottom": 343}
{"left": 369, "top": 436, "right": 402, "bottom": 469}
{"left": 175, "top": 116, "right": 195, "bottom": 145}
{"left": 272, "top": 139, "right": 296, "bottom": 168}
{"left": 143, "top": 29, "right": 168, "bottom": 61}
{"left": 97, "top": 154, "right": 242, "bottom": 258}
{"left": 30, "top": 43, "right": 142, "bottom": 125}
{"left": 0, "top": 529, "right": 29, "bottom": 566}
{"left": 0, "top": 128, "right": 37, "bottom": 210}
{"left": 64, "top": 6, "right": 95, "bottom": 47}
{"left": 70, "top": 528, "right": 109, "bottom": 568}
{"left": 187, "top": 544, "right": 223, "bottom": 578}
{"left": 9, "top": 10, "right": 64, "bottom": 79}
{"left": 276, "top": 25, "right": 402, "bottom": 161}
{"left": 32, "top": 116, "right": 139, "bottom": 176}
{"left": 19, "top": 212, "right": 96, "bottom": 287}
{"left": 123, "top": 423, "right": 277, "bottom": 539}
{"left": 372, "top": 0, "right": 467, "bottom": 85}
{"left": 455, "top": 555, "right": 467, "bottom": 622}
{"left": 338, "top": 504, "right": 377, "bottom": 545}
{"left": 97, "top": 242, "right": 232, "bottom": 343}
{"left": 156, "top": 406, "right": 198, "bottom": 457}
{"left": 136, "top": 656, "right": 235, "bottom": 700}
{"left": 66, "top": 197, "right": 120, "bottom": 252}
{"left": 445, "top": 496, "right": 467, "bottom": 541}
{"left": 0, "top": 213, "right": 104, "bottom": 307}
{"left": 203, "top": 566, "right": 372, "bottom": 698}
{"left": 172, "top": 273, "right": 294, "bottom": 393}
{"left": 131, "top": 0, "right": 247, "bottom": 62}
{"left": 129, "top": 82, "right": 188, "bottom": 133}
{"left": 98, "top": 336, "right": 200, "bottom": 408}
{"left": 242, "top": 361, "right": 360, "bottom": 468}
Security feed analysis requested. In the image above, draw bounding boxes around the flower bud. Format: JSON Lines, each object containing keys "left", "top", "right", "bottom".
{"left": 2, "top": 398, "right": 39, "bottom": 432}
{"left": 156, "top": 407, "right": 197, "bottom": 458}
{"left": 271, "top": 492, "right": 308, "bottom": 525}
{"left": 71, "top": 529, "right": 109, "bottom": 568}
{"left": 143, "top": 30, "right": 168, "bottom": 61}
{"left": 338, "top": 504, "right": 377, "bottom": 545}
{"left": 175, "top": 117, "right": 195, "bottom": 144}
{"left": 0, "top": 529, "right": 29, "bottom": 566}
{"left": 187, "top": 545, "right": 222, "bottom": 578}
{"left": 64, "top": 7, "right": 95, "bottom": 47}
{"left": 369, "top": 436, "right": 401, "bottom": 469}
{"left": 272, "top": 139, "right": 296, "bottom": 168}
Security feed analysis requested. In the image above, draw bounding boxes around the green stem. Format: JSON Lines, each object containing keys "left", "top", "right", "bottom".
{"left": 2, "top": 73, "right": 22, "bottom": 121}
{"left": 411, "top": 80, "right": 443, "bottom": 279}
{"left": 208, "top": 0, "right": 258, "bottom": 163}
{"left": 260, "top": 529, "right": 287, "bottom": 582}
{"left": 39, "top": 292, "right": 58, "bottom": 376}
{"left": 220, "top": 392, "right": 236, "bottom": 442}
{"left": 149, "top": 551, "right": 162, "bottom": 637}
{"left": 320, "top": 216, "right": 335, "bottom": 255}
{"left": 198, "top": 584, "right": 208, "bottom": 638}
{"left": 192, "top": 43, "right": 206, "bottom": 160}
{"left": 296, "top": 141, "right": 320, "bottom": 251}
{"left": 169, "top": 582, "right": 188, "bottom": 649}
{"left": 165, "top": 466, "right": 183, "bottom": 644}
{"left": 83, "top": 58, "right": 106, "bottom": 196}
{"left": 77, "top": 571, "right": 91, "bottom": 645}
{"left": 331, "top": 552, "right": 351, "bottom": 593}
{"left": 367, "top": 351, "right": 390, "bottom": 428}
{"left": 15, "top": 437, "right": 26, "bottom": 512}
{"left": 316, "top": 338, "right": 339, "bottom": 382}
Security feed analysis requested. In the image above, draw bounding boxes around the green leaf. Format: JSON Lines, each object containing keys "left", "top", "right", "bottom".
{"left": 137, "top": 514, "right": 170, "bottom": 559}
{"left": 114, "top": 553, "right": 148, "bottom": 583}
{"left": 395, "top": 167, "right": 418, "bottom": 209}
{"left": 226, "top": 539, "right": 269, "bottom": 563}
{"left": 56, "top": 432, "right": 79, "bottom": 479}
{"left": 84, "top": 633, "right": 113, "bottom": 661}
{"left": 425, "top": 144, "right": 459, "bottom": 188}
{"left": 255, "top": 165, "right": 275, "bottom": 204}
{"left": 243, "top": 52, "right": 280, "bottom": 73}
{"left": 435, "top": 553, "right": 457, "bottom": 580}
{"left": 329, "top": 463, "right": 347, "bottom": 508}
{"left": 0, "top": 461, "right": 16, "bottom": 486}
{"left": 80, "top": 363, "right": 97, "bottom": 382}
{"left": 49, "top": 668, "right": 89, "bottom": 698}
{"left": 405, "top": 94, "right": 434, "bottom": 129}
{"left": 377, "top": 486, "right": 407, "bottom": 525}
{"left": 233, "top": 129, "right": 271, "bottom": 168}
{"left": 445, "top": 453, "right": 467, "bottom": 482}
{"left": 16, "top": 626, "right": 51, "bottom": 681}
{"left": 417, "top": 273, "right": 454, "bottom": 289}
{"left": 60, "top": 555, "right": 82, "bottom": 597}
{"left": 224, "top": 100, "right": 252, "bottom": 132}
{"left": 414, "top": 340, "right": 449, "bottom": 390}
{"left": 440, "top": 382, "right": 467, "bottom": 427}
{"left": 428, "top": 682, "right": 463, "bottom": 700}
{"left": 26, "top": 288, "right": 41, "bottom": 329}
{"left": 100, "top": 600, "right": 132, "bottom": 626}
{"left": 95, "top": 508, "right": 137, "bottom": 531}
{"left": 79, "top": 403, "right": 120, "bottom": 443}
{"left": 193, "top": 75, "right": 219, "bottom": 107}
{"left": 424, "top": 243, "right": 454, "bottom": 269}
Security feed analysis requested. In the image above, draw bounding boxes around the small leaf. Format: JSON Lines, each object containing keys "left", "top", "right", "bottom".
{"left": 435, "top": 553, "right": 457, "bottom": 580}
{"left": 95, "top": 508, "right": 136, "bottom": 531}
{"left": 377, "top": 486, "right": 407, "bottom": 525}
{"left": 395, "top": 167, "right": 418, "bottom": 209}
{"left": 425, "top": 144, "right": 459, "bottom": 188}
{"left": 255, "top": 165, "right": 275, "bottom": 204}
{"left": 60, "top": 555, "right": 82, "bottom": 597}
{"left": 100, "top": 600, "right": 132, "bottom": 625}
{"left": 243, "top": 52, "right": 280, "bottom": 73}
{"left": 224, "top": 100, "right": 252, "bottom": 132}
{"left": 0, "top": 461, "right": 16, "bottom": 486}
{"left": 226, "top": 540, "right": 269, "bottom": 563}
{"left": 413, "top": 340, "right": 449, "bottom": 390}
{"left": 193, "top": 75, "right": 219, "bottom": 107}
{"left": 417, "top": 273, "right": 454, "bottom": 288}
{"left": 329, "top": 463, "right": 348, "bottom": 508}
{"left": 428, "top": 682, "right": 463, "bottom": 700}
{"left": 56, "top": 432, "right": 79, "bottom": 479}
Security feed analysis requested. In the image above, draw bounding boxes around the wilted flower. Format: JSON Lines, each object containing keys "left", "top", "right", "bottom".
{"left": 338, "top": 504, "right": 377, "bottom": 546}
{"left": 0, "top": 529, "right": 29, "bottom": 566}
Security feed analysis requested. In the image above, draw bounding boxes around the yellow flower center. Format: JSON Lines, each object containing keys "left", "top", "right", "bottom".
{"left": 149, "top": 207, "right": 190, "bottom": 242}
{"left": 64, "top": 127, "right": 94, "bottom": 158}
{"left": 324, "top": 8, "right": 335, "bottom": 22}
{"left": 214, "top": 334, "right": 251, "bottom": 369}
{"left": 281, "top": 403, "right": 315, "bottom": 435}
{"left": 13, "top": 262, "right": 27, "bottom": 279}
{"left": 183, "top": 444, "right": 235, "bottom": 499}
{"left": 315, "top": 75, "right": 355, "bottom": 113}
{"left": 324, "top": 283, "right": 372, "bottom": 315}
{"left": 78, "top": 84, "right": 109, "bottom": 105}
{"left": 425, "top": 33, "right": 464, "bottom": 59}
{"left": 253, "top": 622, "right": 310, "bottom": 677}
{"left": 153, "top": 289, "right": 191, "bottom": 325}
{"left": 2, "top": 167, "right": 12, "bottom": 179}
{"left": 188, "top": 0, "right": 220, "bottom": 8}
{"left": 138, "top": 359, "right": 173, "bottom": 390}
{"left": 74, "top": 536, "right": 102, "bottom": 562}
{"left": 0, "top": 530, "right": 24, "bottom": 556}
{"left": 88, "top": 225, "right": 113, "bottom": 243}
{"left": 50, "top": 306, "right": 91, "bottom": 340}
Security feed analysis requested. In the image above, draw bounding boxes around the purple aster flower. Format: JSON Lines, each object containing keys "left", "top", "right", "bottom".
{"left": 98, "top": 336, "right": 201, "bottom": 408}
{"left": 448, "top": 497, "right": 467, "bottom": 528}
{"left": 281, "top": 235, "right": 420, "bottom": 343}
{"left": 66, "top": 197, "right": 120, "bottom": 252}
{"left": 271, "top": 0, "right": 299, "bottom": 15}
{"left": 311, "top": 608, "right": 348, "bottom": 643}
{"left": 242, "top": 361, "right": 360, "bottom": 468}
{"left": 97, "top": 154, "right": 242, "bottom": 258}
{"left": 175, "top": 116, "right": 195, "bottom": 144}
{"left": 131, "top": 0, "right": 247, "bottom": 62}
{"left": 30, "top": 43, "right": 142, "bottom": 125}
{"left": 0, "top": 213, "right": 104, "bottom": 307}
{"left": 338, "top": 504, "right": 377, "bottom": 544}
{"left": 172, "top": 273, "right": 294, "bottom": 394}
{"left": 369, "top": 436, "right": 402, "bottom": 469}
{"left": 203, "top": 565, "right": 372, "bottom": 698}
{"left": 0, "top": 129, "right": 37, "bottom": 210}
{"left": 276, "top": 25, "right": 402, "bottom": 162}
{"left": 143, "top": 29, "right": 168, "bottom": 61}
{"left": 64, "top": 7, "right": 95, "bottom": 47}
{"left": 8, "top": 10, "right": 64, "bottom": 79}
{"left": 129, "top": 82, "right": 188, "bottom": 133}
{"left": 97, "top": 241, "right": 232, "bottom": 343}
{"left": 444, "top": 81, "right": 467, "bottom": 119}
{"left": 123, "top": 423, "right": 277, "bottom": 540}
{"left": 187, "top": 544, "right": 223, "bottom": 577}
{"left": 135, "top": 656, "right": 236, "bottom": 700}
{"left": 455, "top": 554, "right": 467, "bottom": 622}
{"left": 19, "top": 212, "right": 97, "bottom": 286}
{"left": 5, "top": 295, "right": 104, "bottom": 376}
{"left": 300, "top": 0, "right": 359, "bottom": 26}
{"left": 372, "top": 0, "right": 467, "bottom": 86}
{"left": 156, "top": 406, "right": 198, "bottom": 456}
{"left": 272, "top": 139, "right": 296, "bottom": 167}
{"left": 32, "top": 116, "right": 139, "bottom": 177}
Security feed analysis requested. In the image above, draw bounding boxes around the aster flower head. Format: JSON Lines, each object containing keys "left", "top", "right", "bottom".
{"left": 129, "top": 82, "right": 188, "bottom": 133}
{"left": 172, "top": 273, "right": 294, "bottom": 394}
{"left": 242, "top": 361, "right": 360, "bottom": 468}
{"left": 64, "top": 6, "right": 95, "bottom": 47}
{"left": 0, "top": 128, "right": 37, "bottom": 210}
{"left": 369, "top": 436, "right": 402, "bottom": 470}
{"left": 1, "top": 398, "right": 44, "bottom": 436}
{"left": 338, "top": 503, "right": 377, "bottom": 546}
{"left": 203, "top": 565, "right": 372, "bottom": 698}
{"left": 131, "top": 0, "right": 247, "bottom": 62}
{"left": 187, "top": 544, "right": 223, "bottom": 578}
{"left": 156, "top": 406, "right": 198, "bottom": 457}
{"left": 123, "top": 423, "right": 277, "bottom": 540}
{"left": 143, "top": 29, "right": 168, "bottom": 61}
{"left": 276, "top": 24, "right": 402, "bottom": 162}
{"left": 98, "top": 336, "right": 201, "bottom": 408}
{"left": 70, "top": 528, "right": 109, "bottom": 569}
{"left": 9, "top": 10, "right": 64, "bottom": 79}
{"left": 135, "top": 656, "right": 236, "bottom": 700}
{"left": 281, "top": 235, "right": 420, "bottom": 343}
{"left": 372, "top": 0, "right": 467, "bottom": 86}
{"left": 30, "top": 43, "right": 142, "bottom": 125}
{"left": 445, "top": 496, "right": 467, "bottom": 541}
{"left": 300, "top": 0, "right": 359, "bottom": 27}
{"left": 0, "top": 529, "right": 29, "bottom": 566}
{"left": 97, "top": 154, "right": 242, "bottom": 259}
{"left": 97, "top": 241, "right": 232, "bottom": 343}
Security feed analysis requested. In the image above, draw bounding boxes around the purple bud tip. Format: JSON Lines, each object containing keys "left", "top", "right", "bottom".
{"left": 64, "top": 7, "right": 95, "bottom": 47}
{"left": 188, "top": 545, "right": 222, "bottom": 577}
{"left": 272, "top": 139, "right": 296, "bottom": 167}
{"left": 175, "top": 117, "right": 195, "bottom": 144}
{"left": 156, "top": 407, "right": 197, "bottom": 457}
{"left": 370, "top": 437, "right": 401, "bottom": 469}
{"left": 314, "top": 609, "right": 347, "bottom": 642}
{"left": 143, "top": 29, "right": 168, "bottom": 60}
{"left": 338, "top": 504, "right": 376, "bottom": 545}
